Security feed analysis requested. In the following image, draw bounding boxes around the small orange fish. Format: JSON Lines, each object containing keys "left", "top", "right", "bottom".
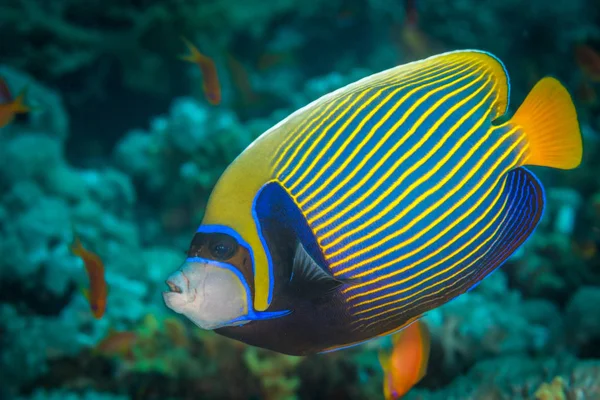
{"left": 571, "top": 239, "right": 597, "bottom": 260}
{"left": 256, "top": 51, "right": 295, "bottom": 71}
{"left": 335, "top": 3, "right": 360, "bottom": 28}
{"left": 226, "top": 52, "right": 258, "bottom": 105}
{"left": 576, "top": 80, "right": 598, "bottom": 106}
{"left": 401, "top": 25, "right": 431, "bottom": 60}
{"left": 0, "top": 77, "right": 29, "bottom": 128}
{"left": 379, "top": 320, "right": 430, "bottom": 399}
{"left": 95, "top": 330, "right": 137, "bottom": 360}
{"left": 575, "top": 44, "right": 600, "bottom": 82}
{"left": 164, "top": 317, "right": 190, "bottom": 348}
{"left": 70, "top": 234, "right": 107, "bottom": 319}
{"left": 390, "top": 0, "right": 432, "bottom": 62}
{"left": 405, "top": 0, "right": 418, "bottom": 27}
{"left": 180, "top": 37, "right": 221, "bottom": 105}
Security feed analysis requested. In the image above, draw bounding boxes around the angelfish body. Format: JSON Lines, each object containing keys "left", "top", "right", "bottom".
{"left": 163, "top": 50, "right": 582, "bottom": 355}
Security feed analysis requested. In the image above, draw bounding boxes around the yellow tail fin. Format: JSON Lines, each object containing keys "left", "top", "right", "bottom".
{"left": 511, "top": 77, "right": 582, "bottom": 170}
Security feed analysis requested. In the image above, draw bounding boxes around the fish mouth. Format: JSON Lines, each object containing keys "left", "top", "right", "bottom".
{"left": 166, "top": 279, "right": 183, "bottom": 294}
{"left": 162, "top": 270, "right": 192, "bottom": 312}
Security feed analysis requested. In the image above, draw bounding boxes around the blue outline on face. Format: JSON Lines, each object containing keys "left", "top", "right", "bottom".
{"left": 251, "top": 183, "right": 275, "bottom": 305}
{"left": 185, "top": 256, "right": 289, "bottom": 325}
{"left": 188, "top": 225, "right": 287, "bottom": 323}
{"left": 197, "top": 189, "right": 276, "bottom": 308}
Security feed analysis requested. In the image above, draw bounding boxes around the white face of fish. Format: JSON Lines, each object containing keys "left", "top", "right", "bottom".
{"left": 163, "top": 260, "right": 249, "bottom": 330}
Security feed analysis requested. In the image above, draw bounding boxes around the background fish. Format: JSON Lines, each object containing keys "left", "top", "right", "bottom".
{"left": 0, "top": 77, "right": 29, "bottom": 128}
{"left": 71, "top": 234, "right": 107, "bottom": 319}
{"left": 379, "top": 320, "right": 430, "bottom": 399}
{"left": 180, "top": 37, "right": 222, "bottom": 105}
{"left": 164, "top": 50, "right": 582, "bottom": 356}
{"left": 575, "top": 44, "right": 600, "bottom": 82}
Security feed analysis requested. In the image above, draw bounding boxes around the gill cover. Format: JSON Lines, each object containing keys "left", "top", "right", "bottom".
{"left": 163, "top": 258, "right": 249, "bottom": 329}
{"left": 163, "top": 228, "right": 292, "bottom": 329}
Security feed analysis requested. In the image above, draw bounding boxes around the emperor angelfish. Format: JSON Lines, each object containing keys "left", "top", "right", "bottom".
{"left": 163, "top": 50, "right": 582, "bottom": 356}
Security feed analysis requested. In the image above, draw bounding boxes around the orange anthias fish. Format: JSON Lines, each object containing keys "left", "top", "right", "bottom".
{"left": 405, "top": 0, "right": 419, "bottom": 26}
{"left": 389, "top": 0, "right": 432, "bottom": 61}
{"left": 180, "top": 37, "right": 221, "bottom": 105}
{"left": 575, "top": 44, "right": 600, "bottom": 82}
{"left": 70, "top": 234, "right": 107, "bottom": 319}
{"left": 379, "top": 320, "right": 430, "bottom": 399}
{"left": 0, "top": 77, "right": 29, "bottom": 128}
{"left": 226, "top": 52, "right": 259, "bottom": 105}
{"left": 95, "top": 330, "right": 137, "bottom": 360}
{"left": 576, "top": 80, "right": 598, "bottom": 106}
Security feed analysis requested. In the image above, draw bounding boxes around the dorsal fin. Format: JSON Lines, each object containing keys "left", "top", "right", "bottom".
{"left": 348, "top": 49, "right": 510, "bottom": 119}
{"left": 270, "top": 49, "right": 511, "bottom": 135}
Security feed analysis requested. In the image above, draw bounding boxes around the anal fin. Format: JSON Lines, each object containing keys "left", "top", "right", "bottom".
{"left": 470, "top": 167, "right": 545, "bottom": 285}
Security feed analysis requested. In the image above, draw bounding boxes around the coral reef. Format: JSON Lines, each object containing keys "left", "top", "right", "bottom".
{"left": 405, "top": 354, "right": 600, "bottom": 399}
{"left": 112, "top": 97, "right": 259, "bottom": 237}
{"left": 0, "top": 0, "right": 341, "bottom": 99}
{"left": 244, "top": 347, "right": 302, "bottom": 400}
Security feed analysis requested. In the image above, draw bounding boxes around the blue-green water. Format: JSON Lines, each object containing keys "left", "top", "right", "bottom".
{"left": 0, "top": 1, "right": 599, "bottom": 399}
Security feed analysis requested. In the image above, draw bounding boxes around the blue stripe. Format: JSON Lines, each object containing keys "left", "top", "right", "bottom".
{"left": 292, "top": 63, "right": 472, "bottom": 208}
{"left": 470, "top": 167, "right": 544, "bottom": 282}
{"left": 299, "top": 64, "right": 479, "bottom": 218}
{"left": 185, "top": 255, "right": 290, "bottom": 323}
{"left": 351, "top": 166, "right": 543, "bottom": 325}
{"left": 197, "top": 222, "right": 275, "bottom": 306}
{"left": 350, "top": 172, "right": 521, "bottom": 318}
{"left": 320, "top": 78, "right": 495, "bottom": 264}
{"left": 277, "top": 90, "right": 364, "bottom": 183}
{"left": 341, "top": 125, "right": 520, "bottom": 280}
{"left": 323, "top": 96, "right": 507, "bottom": 280}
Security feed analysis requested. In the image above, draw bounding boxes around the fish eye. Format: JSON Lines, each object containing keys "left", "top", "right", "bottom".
{"left": 208, "top": 233, "right": 238, "bottom": 261}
